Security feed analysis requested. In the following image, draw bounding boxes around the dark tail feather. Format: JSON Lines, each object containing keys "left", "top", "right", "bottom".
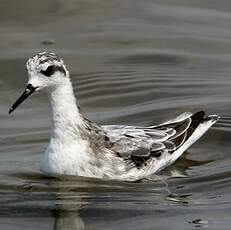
{"left": 170, "top": 111, "right": 205, "bottom": 150}
{"left": 186, "top": 111, "right": 205, "bottom": 139}
{"left": 168, "top": 111, "right": 219, "bottom": 164}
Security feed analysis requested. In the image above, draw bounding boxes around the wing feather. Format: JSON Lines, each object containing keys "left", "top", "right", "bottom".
{"left": 170, "top": 117, "right": 191, "bottom": 139}
{"left": 150, "top": 142, "right": 165, "bottom": 151}
{"left": 101, "top": 112, "right": 201, "bottom": 167}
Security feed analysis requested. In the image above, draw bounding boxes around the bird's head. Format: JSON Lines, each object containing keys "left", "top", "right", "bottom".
{"left": 9, "top": 52, "right": 69, "bottom": 114}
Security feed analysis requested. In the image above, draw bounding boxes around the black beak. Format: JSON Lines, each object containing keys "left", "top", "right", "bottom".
{"left": 9, "top": 84, "right": 38, "bottom": 114}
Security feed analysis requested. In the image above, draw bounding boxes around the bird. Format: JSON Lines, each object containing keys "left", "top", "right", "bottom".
{"left": 9, "top": 52, "right": 219, "bottom": 181}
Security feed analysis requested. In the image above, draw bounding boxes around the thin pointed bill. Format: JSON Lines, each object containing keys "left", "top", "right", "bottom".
{"left": 9, "top": 84, "right": 38, "bottom": 114}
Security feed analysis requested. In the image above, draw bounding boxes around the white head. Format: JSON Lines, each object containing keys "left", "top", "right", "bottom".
{"left": 26, "top": 52, "right": 69, "bottom": 91}
{"left": 9, "top": 52, "right": 69, "bottom": 113}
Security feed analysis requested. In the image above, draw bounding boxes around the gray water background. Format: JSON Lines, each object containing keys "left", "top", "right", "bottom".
{"left": 0, "top": 0, "right": 231, "bottom": 229}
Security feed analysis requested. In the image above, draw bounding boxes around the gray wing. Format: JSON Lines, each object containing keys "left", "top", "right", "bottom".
{"left": 102, "top": 111, "right": 205, "bottom": 167}
{"left": 102, "top": 125, "right": 174, "bottom": 157}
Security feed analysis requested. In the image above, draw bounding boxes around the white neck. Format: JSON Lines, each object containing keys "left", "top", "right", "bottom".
{"left": 48, "top": 78, "right": 84, "bottom": 141}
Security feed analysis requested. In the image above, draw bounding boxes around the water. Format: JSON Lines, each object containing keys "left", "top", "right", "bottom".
{"left": 1, "top": 0, "right": 231, "bottom": 229}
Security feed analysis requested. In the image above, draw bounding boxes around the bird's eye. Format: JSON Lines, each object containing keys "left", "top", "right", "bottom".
{"left": 41, "top": 65, "right": 56, "bottom": 77}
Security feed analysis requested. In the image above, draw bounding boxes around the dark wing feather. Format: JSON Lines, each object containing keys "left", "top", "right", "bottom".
{"left": 155, "top": 111, "right": 205, "bottom": 150}
{"left": 169, "top": 117, "right": 191, "bottom": 139}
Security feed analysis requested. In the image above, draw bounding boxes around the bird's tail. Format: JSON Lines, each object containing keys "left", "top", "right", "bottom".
{"left": 169, "top": 111, "right": 219, "bottom": 164}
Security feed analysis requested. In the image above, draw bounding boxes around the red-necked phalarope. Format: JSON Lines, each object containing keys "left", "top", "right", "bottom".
{"left": 9, "top": 52, "right": 219, "bottom": 181}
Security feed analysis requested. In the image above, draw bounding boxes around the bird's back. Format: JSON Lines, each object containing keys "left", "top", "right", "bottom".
{"left": 101, "top": 111, "right": 219, "bottom": 178}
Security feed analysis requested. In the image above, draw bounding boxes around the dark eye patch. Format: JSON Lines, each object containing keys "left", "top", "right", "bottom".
{"left": 41, "top": 65, "right": 56, "bottom": 77}
{"left": 40, "top": 65, "right": 66, "bottom": 77}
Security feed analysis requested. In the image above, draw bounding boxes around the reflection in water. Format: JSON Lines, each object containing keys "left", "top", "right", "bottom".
{"left": 50, "top": 179, "right": 86, "bottom": 230}
{"left": 54, "top": 212, "right": 85, "bottom": 230}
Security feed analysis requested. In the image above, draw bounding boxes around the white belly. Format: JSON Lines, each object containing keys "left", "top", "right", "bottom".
{"left": 40, "top": 140, "right": 98, "bottom": 177}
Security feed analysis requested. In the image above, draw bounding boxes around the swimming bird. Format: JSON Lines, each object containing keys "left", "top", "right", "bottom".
{"left": 9, "top": 52, "right": 219, "bottom": 181}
